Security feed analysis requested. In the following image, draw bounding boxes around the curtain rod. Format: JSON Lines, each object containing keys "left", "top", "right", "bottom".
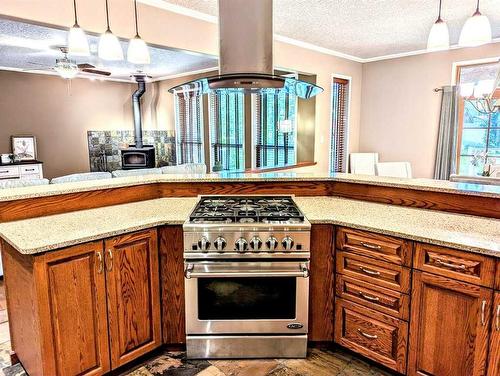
{"left": 433, "top": 88, "right": 444, "bottom": 92}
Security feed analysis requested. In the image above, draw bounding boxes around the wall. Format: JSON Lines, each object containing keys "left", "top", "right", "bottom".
{"left": 360, "top": 43, "right": 500, "bottom": 178}
{"left": 0, "top": 70, "right": 138, "bottom": 178}
{"left": 0, "top": 0, "right": 364, "bottom": 174}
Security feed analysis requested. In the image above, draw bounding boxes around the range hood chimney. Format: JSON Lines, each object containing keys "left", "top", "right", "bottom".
{"left": 169, "top": 0, "right": 323, "bottom": 99}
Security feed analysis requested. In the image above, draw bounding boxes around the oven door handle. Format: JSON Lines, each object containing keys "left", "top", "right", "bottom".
{"left": 184, "top": 263, "right": 310, "bottom": 279}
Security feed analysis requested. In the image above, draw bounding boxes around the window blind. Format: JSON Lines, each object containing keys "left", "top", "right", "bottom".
{"left": 330, "top": 77, "right": 349, "bottom": 172}
{"left": 174, "top": 92, "right": 204, "bottom": 164}
{"left": 253, "top": 90, "right": 297, "bottom": 169}
{"left": 209, "top": 91, "right": 245, "bottom": 171}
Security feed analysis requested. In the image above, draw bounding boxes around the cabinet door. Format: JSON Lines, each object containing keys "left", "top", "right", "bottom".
{"left": 487, "top": 292, "right": 500, "bottom": 376}
{"left": 105, "top": 229, "right": 161, "bottom": 368}
{"left": 409, "top": 271, "right": 492, "bottom": 376}
{"left": 38, "top": 241, "right": 110, "bottom": 376}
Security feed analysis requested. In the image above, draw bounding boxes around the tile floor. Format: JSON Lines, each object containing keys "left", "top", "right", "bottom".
{"left": 0, "top": 281, "right": 393, "bottom": 376}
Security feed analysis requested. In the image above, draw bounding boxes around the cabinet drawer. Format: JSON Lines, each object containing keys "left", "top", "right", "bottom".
{"left": 20, "top": 164, "right": 40, "bottom": 175}
{"left": 0, "top": 166, "right": 19, "bottom": 178}
{"left": 334, "top": 298, "right": 408, "bottom": 373}
{"left": 336, "top": 227, "right": 412, "bottom": 266}
{"left": 335, "top": 274, "right": 409, "bottom": 320}
{"left": 414, "top": 243, "right": 495, "bottom": 287}
{"left": 336, "top": 250, "right": 411, "bottom": 293}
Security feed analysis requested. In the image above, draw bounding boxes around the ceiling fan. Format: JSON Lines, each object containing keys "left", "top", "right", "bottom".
{"left": 25, "top": 46, "right": 111, "bottom": 79}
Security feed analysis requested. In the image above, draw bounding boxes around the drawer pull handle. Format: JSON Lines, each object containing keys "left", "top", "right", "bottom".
{"left": 496, "top": 304, "right": 500, "bottom": 331}
{"left": 360, "top": 242, "right": 382, "bottom": 250}
{"left": 106, "top": 249, "right": 113, "bottom": 272}
{"left": 358, "top": 291, "right": 380, "bottom": 302}
{"left": 435, "top": 259, "right": 466, "bottom": 270}
{"left": 357, "top": 329, "right": 378, "bottom": 340}
{"left": 481, "top": 300, "right": 486, "bottom": 326}
{"left": 96, "top": 251, "right": 103, "bottom": 274}
{"left": 359, "top": 266, "right": 381, "bottom": 276}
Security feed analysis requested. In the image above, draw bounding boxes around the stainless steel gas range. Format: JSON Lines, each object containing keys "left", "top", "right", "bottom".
{"left": 183, "top": 195, "right": 311, "bottom": 359}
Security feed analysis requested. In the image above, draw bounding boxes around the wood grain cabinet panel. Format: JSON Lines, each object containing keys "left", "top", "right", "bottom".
{"left": 336, "top": 250, "right": 411, "bottom": 293}
{"left": 40, "top": 244, "right": 110, "bottom": 376}
{"left": 409, "top": 271, "right": 492, "bottom": 376}
{"left": 335, "top": 274, "right": 410, "bottom": 320}
{"left": 414, "top": 243, "right": 496, "bottom": 288}
{"left": 159, "top": 225, "right": 186, "bottom": 345}
{"left": 487, "top": 292, "right": 500, "bottom": 376}
{"left": 336, "top": 227, "right": 413, "bottom": 266}
{"left": 334, "top": 298, "right": 408, "bottom": 373}
{"left": 105, "top": 229, "right": 161, "bottom": 368}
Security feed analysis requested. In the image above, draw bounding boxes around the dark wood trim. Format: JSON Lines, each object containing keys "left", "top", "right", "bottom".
{"left": 0, "top": 180, "right": 498, "bottom": 223}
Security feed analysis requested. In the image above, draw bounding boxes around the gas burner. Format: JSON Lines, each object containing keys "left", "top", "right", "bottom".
{"left": 236, "top": 204, "right": 261, "bottom": 212}
{"left": 239, "top": 217, "right": 256, "bottom": 223}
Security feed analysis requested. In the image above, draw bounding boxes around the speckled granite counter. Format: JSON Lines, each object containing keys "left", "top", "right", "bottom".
{"left": 0, "top": 172, "right": 498, "bottom": 202}
{"left": 0, "top": 196, "right": 498, "bottom": 257}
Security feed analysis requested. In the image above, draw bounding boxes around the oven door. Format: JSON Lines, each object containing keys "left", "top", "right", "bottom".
{"left": 184, "top": 260, "right": 309, "bottom": 335}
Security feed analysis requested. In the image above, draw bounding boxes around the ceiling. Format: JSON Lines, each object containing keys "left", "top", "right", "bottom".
{"left": 0, "top": 18, "right": 218, "bottom": 82}
{"left": 159, "top": 0, "right": 500, "bottom": 60}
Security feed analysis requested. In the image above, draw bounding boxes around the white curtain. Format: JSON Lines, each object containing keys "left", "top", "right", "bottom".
{"left": 434, "top": 86, "right": 459, "bottom": 180}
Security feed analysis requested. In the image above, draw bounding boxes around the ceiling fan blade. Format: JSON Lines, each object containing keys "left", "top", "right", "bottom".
{"left": 77, "top": 63, "right": 95, "bottom": 69}
{"left": 23, "top": 68, "right": 54, "bottom": 72}
{"left": 26, "top": 61, "right": 51, "bottom": 68}
{"left": 81, "top": 68, "right": 111, "bottom": 76}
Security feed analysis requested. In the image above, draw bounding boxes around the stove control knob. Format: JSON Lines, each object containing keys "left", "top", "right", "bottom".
{"left": 235, "top": 237, "right": 248, "bottom": 253}
{"left": 197, "top": 237, "right": 210, "bottom": 252}
{"left": 266, "top": 236, "right": 279, "bottom": 251}
{"left": 249, "top": 236, "right": 262, "bottom": 251}
{"left": 214, "top": 236, "right": 227, "bottom": 252}
{"left": 282, "top": 236, "right": 294, "bottom": 251}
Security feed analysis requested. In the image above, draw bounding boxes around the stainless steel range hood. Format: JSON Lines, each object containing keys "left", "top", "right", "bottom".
{"left": 168, "top": 0, "right": 323, "bottom": 99}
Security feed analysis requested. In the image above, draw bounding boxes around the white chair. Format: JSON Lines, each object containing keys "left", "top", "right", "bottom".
{"left": 161, "top": 163, "right": 207, "bottom": 174}
{"left": 375, "top": 162, "right": 412, "bottom": 178}
{"left": 349, "top": 153, "right": 379, "bottom": 175}
{"left": 111, "top": 168, "right": 162, "bottom": 178}
{"left": 0, "top": 178, "right": 49, "bottom": 189}
{"left": 50, "top": 172, "right": 112, "bottom": 184}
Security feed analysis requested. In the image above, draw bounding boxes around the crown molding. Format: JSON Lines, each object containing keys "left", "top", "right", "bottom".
{"left": 151, "top": 66, "right": 218, "bottom": 82}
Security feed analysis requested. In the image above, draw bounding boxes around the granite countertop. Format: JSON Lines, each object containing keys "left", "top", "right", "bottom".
{"left": 0, "top": 172, "right": 498, "bottom": 202}
{"left": 0, "top": 196, "right": 498, "bottom": 257}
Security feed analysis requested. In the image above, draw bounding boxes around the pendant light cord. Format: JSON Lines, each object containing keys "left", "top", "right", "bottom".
{"left": 438, "top": 0, "right": 442, "bottom": 20}
{"left": 73, "top": 0, "right": 79, "bottom": 26}
{"left": 134, "top": 0, "right": 140, "bottom": 38}
{"left": 105, "top": 0, "right": 111, "bottom": 32}
{"left": 475, "top": 0, "right": 481, "bottom": 15}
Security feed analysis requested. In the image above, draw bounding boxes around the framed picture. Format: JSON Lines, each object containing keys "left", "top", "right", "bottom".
{"left": 11, "top": 135, "right": 37, "bottom": 161}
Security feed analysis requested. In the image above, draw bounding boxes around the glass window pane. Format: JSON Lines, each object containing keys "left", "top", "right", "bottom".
{"left": 458, "top": 156, "right": 484, "bottom": 176}
{"left": 463, "top": 102, "right": 490, "bottom": 128}
{"left": 460, "top": 129, "right": 487, "bottom": 155}
{"left": 488, "top": 127, "right": 500, "bottom": 156}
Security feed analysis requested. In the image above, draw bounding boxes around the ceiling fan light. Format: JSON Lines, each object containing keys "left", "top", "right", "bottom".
{"left": 459, "top": 12, "right": 492, "bottom": 47}
{"left": 54, "top": 61, "right": 79, "bottom": 79}
{"left": 68, "top": 25, "right": 90, "bottom": 56}
{"left": 127, "top": 36, "right": 150, "bottom": 65}
{"left": 98, "top": 30, "right": 123, "bottom": 61}
{"left": 427, "top": 20, "right": 449, "bottom": 51}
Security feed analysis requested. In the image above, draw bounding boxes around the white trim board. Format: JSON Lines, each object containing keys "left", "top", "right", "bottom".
{"left": 138, "top": 0, "right": 500, "bottom": 64}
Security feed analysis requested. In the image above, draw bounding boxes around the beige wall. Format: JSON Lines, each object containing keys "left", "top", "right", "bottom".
{"left": 360, "top": 43, "right": 500, "bottom": 178}
{"left": 0, "top": 0, "right": 364, "bottom": 174}
{"left": 0, "top": 71, "right": 139, "bottom": 178}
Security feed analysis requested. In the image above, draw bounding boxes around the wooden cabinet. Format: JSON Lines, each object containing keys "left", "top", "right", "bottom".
{"left": 487, "top": 292, "right": 500, "bottom": 376}
{"left": 409, "top": 271, "right": 492, "bottom": 376}
{"left": 2, "top": 229, "right": 160, "bottom": 376}
{"left": 105, "top": 229, "right": 161, "bottom": 368}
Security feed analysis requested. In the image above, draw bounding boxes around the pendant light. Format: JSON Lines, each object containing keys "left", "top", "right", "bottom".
{"left": 427, "top": 0, "right": 449, "bottom": 51}
{"left": 459, "top": 0, "right": 492, "bottom": 47}
{"left": 98, "top": 0, "right": 123, "bottom": 61}
{"left": 127, "top": 0, "right": 150, "bottom": 65}
{"left": 68, "top": 0, "right": 90, "bottom": 56}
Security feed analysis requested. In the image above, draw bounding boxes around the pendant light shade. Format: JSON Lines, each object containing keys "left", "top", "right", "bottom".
{"left": 459, "top": 0, "right": 492, "bottom": 47}
{"left": 68, "top": 0, "right": 89, "bottom": 56}
{"left": 127, "top": 0, "right": 150, "bottom": 65}
{"left": 98, "top": 0, "right": 123, "bottom": 61}
{"left": 427, "top": 0, "right": 449, "bottom": 51}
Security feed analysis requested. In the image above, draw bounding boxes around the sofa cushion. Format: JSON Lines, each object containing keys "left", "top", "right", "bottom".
{"left": 51, "top": 172, "right": 112, "bottom": 184}
{"left": 0, "top": 178, "right": 50, "bottom": 189}
{"left": 161, "top": 163, "right": 206, "bottom": 174}
{"left": 111, "top": 168, "right": 162, "bottom": 178}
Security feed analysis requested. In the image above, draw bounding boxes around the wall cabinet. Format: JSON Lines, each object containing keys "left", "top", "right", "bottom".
{"left": 408, "top": 271, "right": 492, "bottom": 376}
{"left": 2, "top": 229, "right": 160, "bottom": 376}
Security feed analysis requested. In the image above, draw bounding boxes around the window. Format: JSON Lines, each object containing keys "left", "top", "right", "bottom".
{"left": 456, "top": 62, "right": 500, "bottom": 176}
{"left": 174, "top": 93, "right": 204, "bottom": 164}
{"left": 209, "top": 92, "right": 245, "bottom": 171}
{"left": 330, "top": 77, "right": 350, "bottom": 173}
{"left": 253, "top": 90, "right": 297, "bottom": 169}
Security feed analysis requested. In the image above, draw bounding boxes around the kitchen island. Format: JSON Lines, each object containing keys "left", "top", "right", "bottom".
{"left": 0, "top": 174, "right": 498, "bottom": 376}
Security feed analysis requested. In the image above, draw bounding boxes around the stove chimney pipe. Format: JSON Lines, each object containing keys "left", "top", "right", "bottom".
{"left": 132, "top": 75, "right": 146, "bottom": 148}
